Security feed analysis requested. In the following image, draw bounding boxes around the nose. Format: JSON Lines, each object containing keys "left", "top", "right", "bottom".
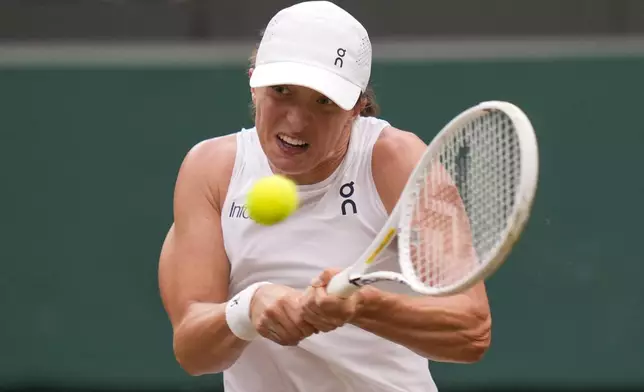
{"left": 286, "top": 105, "right": 312, "bottom": 131}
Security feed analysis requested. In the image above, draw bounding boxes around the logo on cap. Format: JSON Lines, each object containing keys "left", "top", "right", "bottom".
{"left": 334, "top": 48, "right": 347, "bottom": 68}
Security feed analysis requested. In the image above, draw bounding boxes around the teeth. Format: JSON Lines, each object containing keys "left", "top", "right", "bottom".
{"left": 278, "top": 134, "right": 307, "bottom": 146}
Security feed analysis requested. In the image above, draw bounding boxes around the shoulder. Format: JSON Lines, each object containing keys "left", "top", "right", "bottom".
{"left": 371, "top": 126, "right": 427, "bottom": 213}
{"left": 182, "top": 133, "right": 238, "bottom": 168}
{"left": 176, "top": 133, "right": 238, "bottom": 212}
{"left": 372, "top": 126, "right": 426, "bottom": 162}
{"left": 372, "top": 126, "right": 427, "bottom": 177}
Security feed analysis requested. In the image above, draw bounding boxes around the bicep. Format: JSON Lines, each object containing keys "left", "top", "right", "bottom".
{"left": 158, "top": 145, "right": 232, "bottom": 329}
{"left": 372, "top": 129, "right": 428, "bottom": 214}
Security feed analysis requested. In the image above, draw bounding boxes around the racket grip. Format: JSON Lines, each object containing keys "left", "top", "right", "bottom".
{"left": 326, "top": 269, "right": 359, "bottom": 299}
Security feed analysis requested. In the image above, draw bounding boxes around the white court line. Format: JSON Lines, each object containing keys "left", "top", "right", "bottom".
{"left": 1, "top": 36, "right": 644, "bottom": 67}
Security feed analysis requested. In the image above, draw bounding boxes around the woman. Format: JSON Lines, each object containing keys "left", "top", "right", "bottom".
{"left": 158, "top": 2, "right": 491, "bottom": 391}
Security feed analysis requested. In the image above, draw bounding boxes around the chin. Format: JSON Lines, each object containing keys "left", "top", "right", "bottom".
{"left": 266, "top": 141, "right": 315, "bottom": 174}
{"left": 268, "top": 155, "right": 312, "bottom": 177}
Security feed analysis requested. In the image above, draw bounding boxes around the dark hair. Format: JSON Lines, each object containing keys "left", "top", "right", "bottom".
{"left": 248, "top": 47, "right": 380, "bottom": 118}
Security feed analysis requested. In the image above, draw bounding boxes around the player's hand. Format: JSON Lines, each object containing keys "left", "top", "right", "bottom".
{"left": 250, "top": 284, "right": 319, "bottom": 346}
{"left": 300, "top": 268, "right": 363, "bottom": 333}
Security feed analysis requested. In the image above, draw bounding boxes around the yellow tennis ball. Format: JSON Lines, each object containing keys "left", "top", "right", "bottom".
{"left": 246, "top": 174, "right": 298, "bottom": 226}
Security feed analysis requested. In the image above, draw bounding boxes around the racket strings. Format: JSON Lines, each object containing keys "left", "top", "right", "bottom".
{"left": 407, "top": 110, "right": 520, "bottom": 289}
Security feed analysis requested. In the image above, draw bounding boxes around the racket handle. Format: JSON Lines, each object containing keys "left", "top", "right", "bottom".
{"left": 326, "top": 269, "right": 360, "bottom": 298}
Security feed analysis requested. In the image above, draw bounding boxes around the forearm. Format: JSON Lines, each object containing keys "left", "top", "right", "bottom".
{"left": 351, "top": 288, "right": 491, "bottom": 363}
{"left": 173, "top": 302, "right": 249, "bottom": 375}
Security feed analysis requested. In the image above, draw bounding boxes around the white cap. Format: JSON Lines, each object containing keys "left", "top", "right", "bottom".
{"left": 249, "top": 1, "right": 372, "bottom": 111}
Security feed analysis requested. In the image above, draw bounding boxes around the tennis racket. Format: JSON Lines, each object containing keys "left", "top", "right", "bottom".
{"left": 326, "top": 100, "right": 539, "bottom": 298}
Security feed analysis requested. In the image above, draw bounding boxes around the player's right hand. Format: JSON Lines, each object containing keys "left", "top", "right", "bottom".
{"left": 250, "top": 284, "right": 319, "bottom": 346}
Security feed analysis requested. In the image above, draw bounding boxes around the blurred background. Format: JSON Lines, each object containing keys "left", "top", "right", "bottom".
{"left": 1, "top": 0, "right": 643, "bottom": 391}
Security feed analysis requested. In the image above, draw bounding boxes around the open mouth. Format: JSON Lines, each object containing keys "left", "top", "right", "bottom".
{"left": 276, "top": 133, "right": 309, "bottom": 153}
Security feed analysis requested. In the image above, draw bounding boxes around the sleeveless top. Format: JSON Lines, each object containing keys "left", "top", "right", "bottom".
{"left": 220, "top": 116, "right": 438, "bottom": 392}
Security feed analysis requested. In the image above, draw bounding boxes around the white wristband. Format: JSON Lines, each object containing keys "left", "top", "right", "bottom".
{"left": 225, "top": 282, "right": 271, "bottom": 341}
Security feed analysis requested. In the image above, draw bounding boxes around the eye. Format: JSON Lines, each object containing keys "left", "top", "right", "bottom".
{"left": 271, "top": 86, "right": 290, "bottom": 95}
{"left": 317, "top": 96, "right": 333, "bottom": 105}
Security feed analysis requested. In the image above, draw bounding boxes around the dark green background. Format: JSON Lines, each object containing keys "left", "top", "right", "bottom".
{"left": 1, "top": 56, "right": 643, "bottom": 390}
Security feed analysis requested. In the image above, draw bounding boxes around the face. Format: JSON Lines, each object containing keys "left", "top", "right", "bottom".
{"left": 251, "top": 77, "right": 363, "bottom": 184}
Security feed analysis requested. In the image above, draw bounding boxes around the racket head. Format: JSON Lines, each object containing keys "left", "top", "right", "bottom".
{"left": 396, "top": 100, "right": 539, "bottom": 296}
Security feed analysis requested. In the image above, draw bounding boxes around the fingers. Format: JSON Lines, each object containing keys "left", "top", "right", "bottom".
{"left": 257, "top": 316, "right": 290, "bottom": 344}
{"left": 301, "top": 286, "right": 356, "bottom": 331}
{"left": 316, "top": 286, "right": 355, "bottom": 318}
{"left": 256, "top": 315, "right": 300, "bottom": 346}
{"left": 248, "top": 277, "right": 359, "bottom": 347}
{"left": 299, "top": 287, "right": 340, "bottom": 332}
{"left": 311, "top": 268, "right": 343, "bottom": 287}
{"left": 284, "top": 302, "right": 319, "bottom": 337}
{"left": 301, "top": 297, "right": 340, "bottom": 332}
{"left": 255, "top": 295, "right": 318, "bottom": 346}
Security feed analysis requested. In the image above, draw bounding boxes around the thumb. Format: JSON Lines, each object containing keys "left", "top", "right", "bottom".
{"left": 311, "top": 268, "right": 343, "bottom": 287}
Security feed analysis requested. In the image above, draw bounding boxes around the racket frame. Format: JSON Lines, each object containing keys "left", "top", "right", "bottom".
{"left": 326, "top": 100, "right": 539, "bottom": 298}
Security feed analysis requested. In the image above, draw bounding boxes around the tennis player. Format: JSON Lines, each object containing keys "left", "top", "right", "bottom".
{"left": 158, "top": 1, "right": 491, "bottom": 391}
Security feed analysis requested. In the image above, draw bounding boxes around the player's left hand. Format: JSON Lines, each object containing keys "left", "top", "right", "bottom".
{"left": 300, "top": 268, "right": 363, "bottom": 333}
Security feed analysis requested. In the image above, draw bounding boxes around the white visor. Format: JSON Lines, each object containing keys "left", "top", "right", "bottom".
{"left": 250, "top": 61, "right": 362, "bottom": 111}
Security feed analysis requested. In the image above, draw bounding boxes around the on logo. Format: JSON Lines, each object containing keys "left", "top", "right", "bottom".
{"left": 340, "top": 181, "right": 357, "bottom": 215}
{"left": 334, "top": 48, "right": 346, "bottom": 68}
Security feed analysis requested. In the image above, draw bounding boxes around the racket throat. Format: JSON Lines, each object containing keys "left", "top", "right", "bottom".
{"left": 348, "top": 276, "right": 365, "bottom": 287}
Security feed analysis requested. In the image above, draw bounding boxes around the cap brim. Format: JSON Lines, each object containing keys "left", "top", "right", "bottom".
{"left": 249, "top": 62, "right": 361, "bottom": 111}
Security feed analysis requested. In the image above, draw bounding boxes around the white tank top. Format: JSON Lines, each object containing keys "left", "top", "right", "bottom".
{"left": 220, "top": 116, "right": 438, "bottom": 392}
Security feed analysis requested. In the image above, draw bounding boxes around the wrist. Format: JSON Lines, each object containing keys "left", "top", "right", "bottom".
{"left": 225, "top": 282, "right": 272, "bottom": 341}
{"left": 352, "top": 286, "right": 390, "bottom": 322}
